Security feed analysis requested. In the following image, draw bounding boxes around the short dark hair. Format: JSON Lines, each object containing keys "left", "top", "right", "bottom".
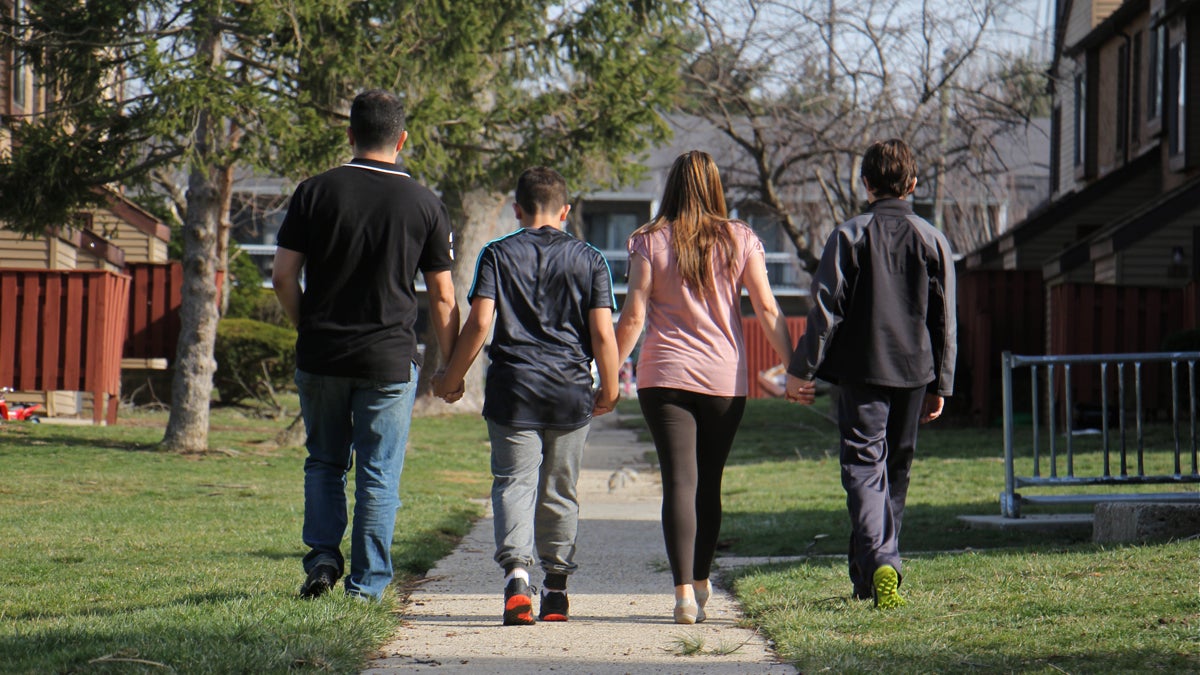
{"left": 515, "top": 166, "right": 569, "bottom": 214}
{"left": 861, "top": 139, "right": 918, "bottom": 198}
{"left": 350, "top": 89, "right": 405, "bottom": 152}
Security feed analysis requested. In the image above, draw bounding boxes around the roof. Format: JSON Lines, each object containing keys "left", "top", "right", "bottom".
{"left": 99, "top": 188, "right": 170, "bottom": 242}
{"left": 1064, "top": 0, "right": 1148, "bottom": 58}
{"left": 965, "top": 146, "right": 1161, "bottom": 266}
{"left": 1043, "top": 172, "right": 1200, "bottom": 276}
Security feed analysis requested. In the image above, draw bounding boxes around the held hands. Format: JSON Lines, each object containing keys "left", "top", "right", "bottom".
{"left": 785, "top": 374, "right": 817, "bottom": 405}
{"left": 431, "top": 371, "right": 465, "bottom": 404}
{"left": 919, "top": 393, "right": 944, "bottom": 424}
{"left": 592, "top": 389, "right": 619, "bottom": 417}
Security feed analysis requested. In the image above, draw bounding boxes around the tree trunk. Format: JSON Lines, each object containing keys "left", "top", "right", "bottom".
{"left": 216, "top": 162, "right": 236, "bottom": 315}
{"left": 413, "top": 187, "right": 508, "bottom": 416}
{"left": 161, "top": 167, "right": 223, "bottom": 452}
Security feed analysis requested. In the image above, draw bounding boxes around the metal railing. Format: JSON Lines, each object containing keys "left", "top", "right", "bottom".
{"left": 241, "top": 244, "right": 812, "bottom": 296}
{"left": 1000, "top": 351, "right": 1200, "bottom": 518}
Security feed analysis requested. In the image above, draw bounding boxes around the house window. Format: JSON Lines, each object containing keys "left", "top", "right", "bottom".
{"left": 742, "top": 211, "right": 785, "bottom": 251}
{"left": 583, "top": 211, "right": 641, "bottom": 251}
{"left": 11, "top": 0, "right": 26, "bottom": 110}
{"left": 1148, "top": 22, "right": 1164, "bottom": 121}
{"left": 1132, "top": 32, "right": 1142, "bottom": 144}
{"left": 581, "top": 201, "right": 651, "bottom": 279}
{"left": 1073, "top": 70, "right": 1086, "bottom": 167}
{"left": 73, "top": 212, "right": 95, "bottom": 233}
{"left": 1117, "top": 42, "right": 1129, "bottom": 155}
{"left": 1167, "top": 41, "right": 1186, "bottom": 159}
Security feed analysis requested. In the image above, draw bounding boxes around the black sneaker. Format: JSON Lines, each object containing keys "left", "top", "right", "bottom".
{"left": 539, "top": 589, "right": 569, "bottom": 622}
{"left": 503, "top": 577, "right": 535, "bottom": 625}
{"left": 299, "top": 563, "right": 340, "bottom": 599}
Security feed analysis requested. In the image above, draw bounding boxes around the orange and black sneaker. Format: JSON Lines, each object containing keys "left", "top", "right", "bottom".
{"left": 539, "top": 589, "right": 569, "bottom": 622}
{"left": 503, "top": 577, "right": 535, "bottom": 625}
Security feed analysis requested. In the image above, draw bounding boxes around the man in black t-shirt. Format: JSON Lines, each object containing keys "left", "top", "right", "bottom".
{"left": 434, "top": 167, "right": 619, "bottom": 624}
{"left": 273, "top": 89, "right": 459, "bottom": 602}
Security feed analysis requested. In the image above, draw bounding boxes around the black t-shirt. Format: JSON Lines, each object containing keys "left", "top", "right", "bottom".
{"left": 276, "top": 158, "right": 454, "bottom": 381}
{"left": 470, "top": 227, "right": 615, "bottom": 429}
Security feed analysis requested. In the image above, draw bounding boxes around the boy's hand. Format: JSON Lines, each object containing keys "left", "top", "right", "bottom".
{"left": 785, "top": 375, "right": 816, "bottom": 405}
{"left": 432, "top": 373, "right": 465, "bottom": 403}
{"left": 919, "top": 394, "right": 944, "bottom": 424}
{"left": 592, "top": 389, "right": 619, "bottom": 416}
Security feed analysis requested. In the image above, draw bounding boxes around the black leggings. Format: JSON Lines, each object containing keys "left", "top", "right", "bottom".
{"left": 638, "top": 387, "right": 746, "bottom": 586}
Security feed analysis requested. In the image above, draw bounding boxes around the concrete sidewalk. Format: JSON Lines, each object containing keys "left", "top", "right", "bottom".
{"left": 364, "top": 411, "right": 796, "bottom": 674}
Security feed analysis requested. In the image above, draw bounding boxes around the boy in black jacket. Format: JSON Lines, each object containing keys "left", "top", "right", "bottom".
{"left": 785, "top": 139, "right": 957, "bottom": 608}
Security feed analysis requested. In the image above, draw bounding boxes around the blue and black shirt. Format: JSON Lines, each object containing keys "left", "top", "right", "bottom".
{"left": 469, "top": 226, "right": 615, "bottom": 430}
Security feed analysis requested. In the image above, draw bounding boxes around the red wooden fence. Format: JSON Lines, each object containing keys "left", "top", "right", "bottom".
{"left": 957, "top": 269, "right": 1046, "bottom": 425}
{"left": 741, "top": 316, "right": 807, "bottom": 398}
{"left": 124, "top": 262, "right": 184, "bottom": 361}
{"left": 1049, "top": 283, "right": 1187, "bottom": 415}
{"left": 0, "top": 269, "right": 130, "bottom": 424}
{"left": 1185, "top": 280, "right": 1200, "bottom": 330}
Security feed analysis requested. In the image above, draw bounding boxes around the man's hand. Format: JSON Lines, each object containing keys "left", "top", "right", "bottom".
{"left": 432, "top": 372, "right": 464, "bottom": 404}
{"left": 785, "top": 375, "right": 816, "bottom": 405}
{"left": 919, "top": 393, "right": 944, "bottom": 424}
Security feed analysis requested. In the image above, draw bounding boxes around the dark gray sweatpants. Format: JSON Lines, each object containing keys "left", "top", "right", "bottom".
{"left": 836, "top": 381, "right": 926, "bottom": 596}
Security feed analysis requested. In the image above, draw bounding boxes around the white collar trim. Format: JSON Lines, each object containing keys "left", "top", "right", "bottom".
{"left": 343, "top": 162, "right": 411, "bottom": 178}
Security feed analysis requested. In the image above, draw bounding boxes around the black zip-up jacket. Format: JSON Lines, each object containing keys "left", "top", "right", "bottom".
{"left": 787, "top": 198, "right": 957, "bottom": 396}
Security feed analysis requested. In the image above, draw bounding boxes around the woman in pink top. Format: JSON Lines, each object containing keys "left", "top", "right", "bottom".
{"left": 616, "top": 151, "right": 793, "bottom": 624}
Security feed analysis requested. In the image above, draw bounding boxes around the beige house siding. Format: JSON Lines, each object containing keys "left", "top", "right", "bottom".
{"left": 50, "top": 236, "right": 78, "bottom": 269}
{"left": 0, "top": 228, "right": 51, "bottom": 268}
{"left": 1066, "top": 0, "right": 1104, "bottom": 49}
{"left": 47, "top": 391, "right": 79, "bottom": 417}
{"left": 1096, "top": 39, "right": 1121, "bottom": 175}
{"left": 1093, "top": 254, "right": 1119, "bottom": 283}
{"left": 1058, "top": 0, "right": 1125, "bottom": 45}
{"left": 1054, "top": 69, "right": 1076, "bottom": 199}
{"left": 93, "top": 206, "right": 170, "bottom": 264}
{"left": 1117, "top": 212, "right": 1200, "bottom": 286}
{"left": 1093, "top": 0, "right": 1125, "bottom": 26}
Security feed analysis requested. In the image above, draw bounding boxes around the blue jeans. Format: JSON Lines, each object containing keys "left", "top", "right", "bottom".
{"left": 295, "top": 364, "right": 418, "bottom": 600}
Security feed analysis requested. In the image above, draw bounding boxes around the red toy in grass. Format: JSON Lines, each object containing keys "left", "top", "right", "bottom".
{"left": 0, "top": 387, "right": 42, "bottom": 423}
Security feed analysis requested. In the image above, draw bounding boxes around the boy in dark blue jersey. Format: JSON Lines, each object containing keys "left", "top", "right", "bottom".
{"left": 435, "top": 166, "right": 619, "bottom": 625}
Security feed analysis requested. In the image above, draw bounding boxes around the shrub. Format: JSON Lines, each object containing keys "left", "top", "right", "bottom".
{"left": 225, "top": 248, "right": 294, "bottom": 327}
{"left": 1162, "top": 328, "right": 1200, "bottom": 352}
{"left": 214, "top": 318, "right": 297, "bottom": 413}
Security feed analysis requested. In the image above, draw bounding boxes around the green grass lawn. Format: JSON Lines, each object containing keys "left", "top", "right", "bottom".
{"left": 4, "top": 396, "right": 1196, "bottom": 673}
{"left": 0, "top": 401, "right": 491, "bottom": 673}
{"left": 621, "top": 397, "right": 1200, "bottom": 674}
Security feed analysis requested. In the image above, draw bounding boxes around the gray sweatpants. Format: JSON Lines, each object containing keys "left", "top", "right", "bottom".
{"left": 837, "top": 382, "right": 925, "bottom": 596}
{"left": 487, "top": 419, "right": 590, "bottom": 577}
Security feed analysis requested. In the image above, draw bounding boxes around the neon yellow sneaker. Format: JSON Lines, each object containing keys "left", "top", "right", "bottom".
{"left": 872, "top": 565, "right": 906, "bottom": 609}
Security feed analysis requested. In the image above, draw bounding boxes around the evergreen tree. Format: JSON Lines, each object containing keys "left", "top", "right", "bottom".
{"left": 0, "top": 1, "right": 686, "bottom": 447}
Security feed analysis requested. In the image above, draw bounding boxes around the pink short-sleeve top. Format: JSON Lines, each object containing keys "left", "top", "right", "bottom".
{"left": 628, "top": 220, "right": 765, "bottom": 397}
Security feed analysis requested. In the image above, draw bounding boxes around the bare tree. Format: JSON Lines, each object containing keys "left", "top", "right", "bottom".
{"left": 682, "top": 0, "right": 1051, "bottom": 264}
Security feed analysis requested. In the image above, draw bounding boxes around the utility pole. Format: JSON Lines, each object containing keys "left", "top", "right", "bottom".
{"left": 933, "top": 49, "right": 952, "bottom": 232}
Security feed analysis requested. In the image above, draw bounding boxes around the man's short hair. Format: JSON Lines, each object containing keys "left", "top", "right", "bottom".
{"left": 515, "top": 166, "right": 569, "bottom": 214}
{"left": 861, "top": 139, "right": 918, "bottom": 198}
{"left": 350, "top": 89, "right": 406, "bottom": 152}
